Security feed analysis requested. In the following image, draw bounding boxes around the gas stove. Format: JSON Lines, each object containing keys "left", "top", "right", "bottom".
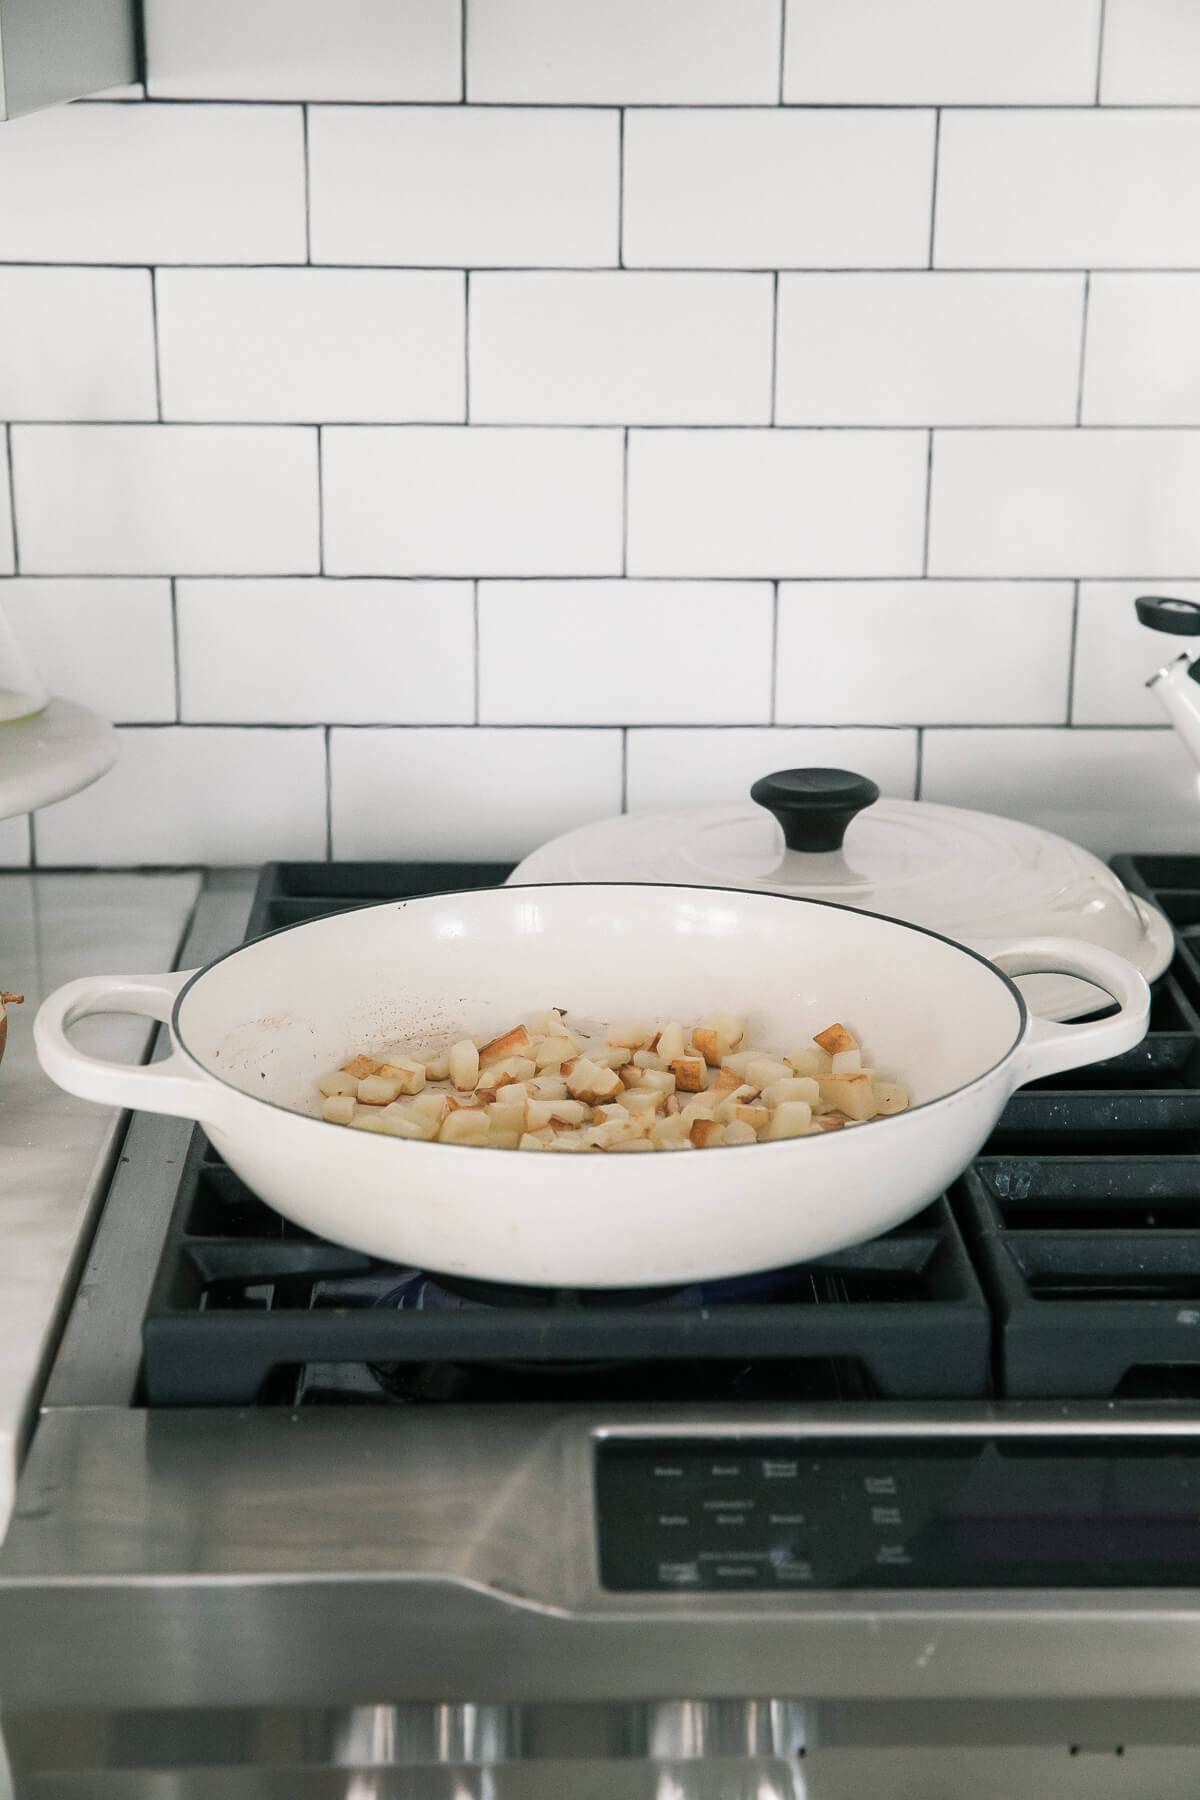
{"left": 8, "top": 856, "right": 1200, "bottom": 1796}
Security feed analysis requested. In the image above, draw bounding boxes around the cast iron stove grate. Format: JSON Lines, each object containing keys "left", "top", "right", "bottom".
{"left": 957, "top": 854, "right": 1200, "bottom": 1398}
{"left": 139, "top": 861, "right": 991, "bottom": 1408}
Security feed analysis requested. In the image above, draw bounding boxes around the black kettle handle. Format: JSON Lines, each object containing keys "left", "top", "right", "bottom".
{"left": 749, "top": 768, "right": 880, "bottom": 854}
{"left": 1135, "top": 595, "right": 1200, "bottom": 637}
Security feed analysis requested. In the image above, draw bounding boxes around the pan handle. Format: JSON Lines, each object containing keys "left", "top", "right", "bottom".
{"left": 984, "top": 938, "right": 1151, "bottom": 1085}
{"left": 34, "top": 970, "right": 225, "bottom": 1124}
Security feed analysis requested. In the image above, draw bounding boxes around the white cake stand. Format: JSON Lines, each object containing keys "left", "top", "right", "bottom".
{"left": 0, "top": 698, "right": 118, "bottom": 822}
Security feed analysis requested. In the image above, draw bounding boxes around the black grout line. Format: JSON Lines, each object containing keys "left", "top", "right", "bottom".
{"left": 620, "top": 728, "right": 629, "bottom": 811}
{"left": 82, "top": 718, "right": 1170, "bottom": 734}
{"left": 769, "top": 270, "right": 779, "bottom": 425}
{"left": 1075, "top": 271, "right": 1092, "bottom": 426}
{"left": 769, "top": 581, "right": 779, "bottom": 723}
{"left": 9, "top": 570, "right": 1191, "bottom": 584}
{"left": 19, "top": 420, "right": 1200, "bottom": 432}
{"left": 148, "top": 267, "right": 163, "bottom": 420}
{"left": 301, "top": 105, "right": 312, "bottom": 265}
{"left": 927, "top": 109, "right": 941, "bottom": 269}
{"left": 69, "top": 96, "right": 1200, "bottom": 111}
{"left": 777, "top": 0, "right": 788, "bottom": 105}
{"left": 27, "top": 811, "right": 38, "bottom": 870}
{"left": 921, "top": 429, "right": 934, "bottom": 574}
{"left": 4, "top": 425, "right": 19, "bottom": 574}
{"left": 169, "top": 577, "right": 181, "bottom": 720}
{"left": 315, "top": 427, "right": 325, "bottom": 575}
{"left": 463, "top": 270, "right": 471, "bottom": 422}
{"left": 621, "top": 427, "right": 630, "bottom": 576}
{"left": 8, "top": 261, "right": 1200, "bottom": 275}
{"left": 460, "top": 0, "right": 469, "bottom": 103}
{"left": 324, "top": 725, "right": 333, "bottom": 858}
{"left": 472, "top": 579, "right": 480, "bottom": 723}
{"left": 1066, "top": 579, "right": 1081, "bottom": 722}
{"left": 617, "top": 109, "right": 625, "bottom": 268}
{"left": 913, "top": 728, "right": 924, "bottom": 799}
{"left": 1095, "top": 0, "right": 1108, "bottom": 106}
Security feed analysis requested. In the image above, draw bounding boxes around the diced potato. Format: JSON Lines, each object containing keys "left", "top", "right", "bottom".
{"left": 745, "top": 1057, "right": 792, "bottom": 1089}
{"left": 321, "top": 1094, "right": 357, "bottom": 1125}
{"left": 814, "top": 1022, "right": 858, "bottom": 1056}
{"left": 340, "top": 1054, "right": 379, "bottom": 1080}
{"left": 317, "top": 1070, "right": 359, "bottom": 1099}
{"left": 478, "top": 1024, "right": 532, "bottom": 1067}
{"left": 720, "top": 1050, "right": 760, "bottom": 1077}
{"left": 701, "top": 1011, "right": 746, "bottom": 1048}
{"left": 527, "top": 1010, "right": 570, "bottom": 1037}
{"left": 606, "top": 1138, "right": 655, "bottom": 1152}
{"left": 377, "top": 1058, "right": 426, "bottom": 1095}
{"left": 449, "top": 1039, "right": 480, "bottom": 1092}
{"left": 690, "top": 1118, "right": 726, "bottom": 1148}
{"left": 410, "top": 1091, "right": 448, "bottom": 1126}
{"left": 438, "top": 1109, "right": 490, "bottom": 1145}
{"left": 490, "top": 1129, "right": 522, "bottom": 1150}
{"left": 544, "top": 1131, "right": 590, "bottom": 1152}
{"left": 874, "top": 1082, "right": 910, "bottom": 1115}
{"left": 657, "top": 1021, "right": 686, "bottom": 1064}
{"left": 690, "top": 1027, "right": 724, "bottom": 1068}
{"left": 818, "top": 1072, "right": 878, "bottom": 1122}
{"left": 618, "top": 1065, "right": 643, "bottom": 1089}
{"left": 422, "top": 1052, "right": 451, "bottom": 1081}
{"left": 487, "top": 1056, "right": 537, "bottom": 1085}
{"left": 487, "top": 1101, "right": 527, "bottom": 1135}
{"left": 377, "top": 1104, "right": 436, "bottom": 1140}
{"left": 608, "top": 1021, "right": 652, "bottom": 1050}
{"left": 348, "top": 1110, "right": 387, "bottom": 1133}
{"left": 494, "top": 1080, "right": 530, "bottom": 1106}
{"left": 766, "top": 1100, "right": 813, "bottom": 1140}
{"left": 357, "top": 1074, "right": 404, "bottom": 1106}
{"left": 735, "top": 1103, "right": 770, "bottom": 1132}
{"left": 534, "top": 1038, "right": 572, "bottom": 1068}
{"left": 640, "top": 1070, "right": 676, "bottom": 1094}
{"left": 650, "top": 1113, "right": 690, "bottom": 1148}
{"left": 624, "top": 1088, "right": 663, "bottom": 1117}
{"left": 723, "top": 1119, "right": 758, "bottom": 1147}
{"left": 592, "top": 1102, "right": 630, "bottom": 1124}
{"left": 671, "top": 1056, "right": 707, "bottom": 1093}
{"left": 784, "top": 1047, "right": 829, "bottom": 1078}
{"left": 830, "top": 1049, "right": 862, "bottom": 1075}
{"left": 763, "top": 1076, "right": 820, "bottom": 1110}
{"left": 565, "top": 1058, "right": 622, "bottom": 1104}
{"left": 713, "top": 1066, "right": 744, "bottom": 1093}
{"left": 632, "top": 1049, "right": 667, "bottom": 1071}
{"left": 815, "top": 1112, "right": 847, "bottom": 1132}
{"left": 518, "top": 1131, "right": 549, "bottom": 1150}
{"left": 528, "top": 1074, "right": 568, "bottom": 1100}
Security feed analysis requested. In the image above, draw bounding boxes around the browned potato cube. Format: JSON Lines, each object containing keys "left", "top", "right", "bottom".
{"left": 671, "top": 1056, "right": 707, "bottom": 1093}
{"left": 813, "top": 1022, "right": 857, "bottom": 1057}
{"left": 340, "top": 1054, "right": 379, "bottom": 1080}
{"left": 478, "top": 1023, "right": 532, "bottom": 1066}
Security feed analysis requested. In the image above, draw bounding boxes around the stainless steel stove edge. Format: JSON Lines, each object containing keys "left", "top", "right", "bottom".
{"left": 5, "top": 1402, "right": 1200, "bottom": 1711}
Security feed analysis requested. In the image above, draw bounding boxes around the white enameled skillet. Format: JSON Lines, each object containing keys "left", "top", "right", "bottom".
{"left": 35, "top": 883, "right": 1149, "bottom": 1288}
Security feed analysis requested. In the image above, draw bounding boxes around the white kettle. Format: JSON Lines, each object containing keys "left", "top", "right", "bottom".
{"left": 1137, "top": 595, "right": 1200, "bottom": 764}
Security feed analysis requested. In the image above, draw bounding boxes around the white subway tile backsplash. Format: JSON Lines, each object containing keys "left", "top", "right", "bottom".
{"left": 935, "top": 110, "right": 1200, "bottom": 269}
{"left": 784, "top": 0, "right": 1101, "bottom": 104}
{"left": 625, "top": 727, "right": 918, "bottom": 811}
{"left": 623, "top": 109, "right": 936, "bottom": 270}
{"left": 330, "top": 727, "right": 623, "bottom": 859}
{"left": 478, "top": 580, "right": 773, "bottom": 724}
{"left": 0, "top": 580, "right": 175, "bottom": 722}
{"left": 775, "top": 275, "right": 1084, "bottom": 426}
{"left": 0, "top": 104, "right": 305, "bottom": 265}
{"left": 468, "top": 0, "right": 781, "bottom": 103}
{"left": 323, "top": 428, "right": 623, "bottom": 576}
{"left": 0, "top": 269, "right": 156, "bottom": 422}
{"left": 627, "top": 431, "right": 928, "bottom": 578}
{"left": 178, "top": 580, "right": 474, "bottom": 723}
{"left": 11, "top": 427, "right": 320, "bottom": 576}
{"left": 1082, "top": 277, "right": 1200, "bottom": 424}
{"left": 1073, "top": 581, "right": 1200, "bottom": 726}
{"left": 920, "top": 727, "right": 1200, "bottom": 857}
{"left": 147, "top": 0, "right": 461, "bottom": 100}
{"left": 469, "top": 273, "right": 773, "bottom": 426}
{"left": 1101, "top": 0, "right": 1200, "bottom": 104}
{"left": 0, "top": 816, "right": 30, "bottom": 867}
{"left": 157, "top": 271, "right": 465, "bottom": 424}
{"left": 308, "top": 107, "right": 619, "bottom": 268}
{"left": 33, "top": 726, "right": 327, "bottom": 866}
{"left": 776, "top": 581, "right": 1073, "bottom": 725}
{"left": 928, "top": 431, "right": 1200, "bottom": 578}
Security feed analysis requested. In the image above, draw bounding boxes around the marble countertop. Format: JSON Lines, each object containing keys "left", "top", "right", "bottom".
{"left": 0, "top": 871, "right": 202, "bottom": 1544}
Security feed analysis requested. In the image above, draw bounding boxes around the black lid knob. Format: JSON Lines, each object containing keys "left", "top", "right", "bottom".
{"left": 750, "top": 768, "right": 880, "bottom": 854}
{"left": 1135, "top": 595, "right": 1200, "bottom": 637}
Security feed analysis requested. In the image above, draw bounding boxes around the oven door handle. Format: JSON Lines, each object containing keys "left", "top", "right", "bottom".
{"left": 34, "top": 969, "right": 225, "bottom": 1124}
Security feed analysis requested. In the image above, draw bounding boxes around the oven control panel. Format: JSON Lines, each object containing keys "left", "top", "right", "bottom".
{"left": 594, "top": 1435, "right": 1200, "bottom": 1590}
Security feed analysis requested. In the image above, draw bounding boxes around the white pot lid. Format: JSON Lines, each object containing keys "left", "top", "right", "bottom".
{"left": 509, "top": 767, "right": 1173, "bottom": 1022}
